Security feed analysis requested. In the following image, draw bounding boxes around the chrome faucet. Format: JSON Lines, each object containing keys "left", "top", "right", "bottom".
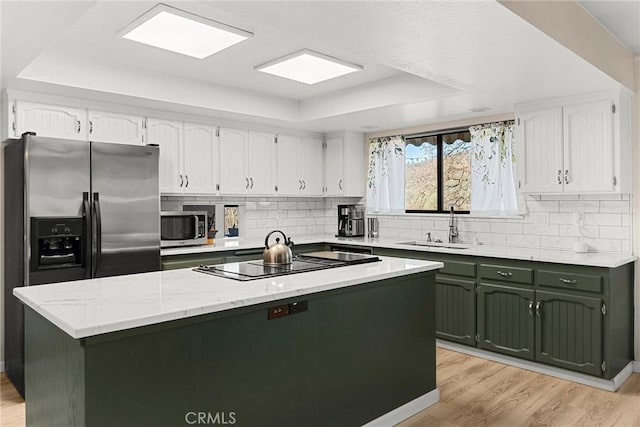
{"left": 449, "top": 205, "right": 458, "bottom": 243}
{"left": 425, "top": 232, "right": 432, "bottom": 242}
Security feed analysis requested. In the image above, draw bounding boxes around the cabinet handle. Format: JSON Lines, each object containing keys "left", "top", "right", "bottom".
{"left": 76, "top": 120, "right": 81, "bottom": 133}
{"left": 535, "top": 301, "right": 541, "bottom": 318}
{"left": 250, "top": 177, "right": 254, "bottom": 189}
{"left": 245, "top": 178, "right": 250, "bottom": 189}
{"left": 339, "top": 179, "right": 343, "bottom": 190}
{"left": 564, "top": 170, "right": 569, "bottom": 184}
{"left": 299, "top": 180, "right": 303, "bottom": 190}
{"left": 559, "top": 278, "right": 577, "bottom": 285}
{"left": 302, "top": 180, "right": 306, "bottom": 190}
{"left": 528, "top": 300, "right": 533, "bottom": 317}
{"left": 185, "top": 175, "right": 189, "bottom": 188}
{"left": 179, "top": 174, "right": 184, "bottom": 187}
{"left": 89, "top": 120, "right": 93, "bottom": 134}
{"left": 557, "top": 170, "right": 562, "bottom": 184}
{"left": 496, "top": 270, "right": 512, "bottom": 277}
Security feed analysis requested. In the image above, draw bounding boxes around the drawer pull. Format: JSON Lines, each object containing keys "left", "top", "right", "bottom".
{"left": 559, "top": 278, "right": 577, "bottom": 285}
{"left": 496, "top": 270, "right": 512, "bottom": 277}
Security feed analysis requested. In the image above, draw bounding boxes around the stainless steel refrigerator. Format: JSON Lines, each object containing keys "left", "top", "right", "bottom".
{"left": 4, "top": 133, "right": 160, "bottom": 396}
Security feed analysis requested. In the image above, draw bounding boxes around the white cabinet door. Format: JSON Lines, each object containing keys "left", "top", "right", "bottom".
{"left": 301, "top": 137, "right": 324, "bottom": 196}
{"left": 87, "top": 110, "right": 144, "bottom": 145}
{"left": 516, "top": 108, "right": 564, "bottom": 193}
{"left": 14, "top": 101, "right": 87, "bottom": 140}
{"left": 248, "top": 131, "right": 276, "bottom": 195}
{"left": 219, "top": 127, "right": 249, "bottom": 194}
{"left": 183, "top": 123, "right": 218, "bottom": 194}
{"left": 324, "top": 137, "right": 344, "bottom": 196}
{"left": 276, "top": 134, "right": 302, "bottom": 195}
{"left": 563, "top": 100, "right": 614, "bottom": 193}
{"left": 147, "top": 118, "right": 183, "bottom": 193}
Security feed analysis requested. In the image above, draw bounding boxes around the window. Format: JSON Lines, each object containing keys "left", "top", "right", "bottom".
{"left": 405, "top": 129, "right": 472, "bottom": 213}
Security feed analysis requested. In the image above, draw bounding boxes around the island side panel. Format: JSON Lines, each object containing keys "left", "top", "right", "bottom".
{"left": 315, "top": 272, "right": 436, "bottom": 426}
{"left": 24, "top": 309, "right": 86, "bottom": 427}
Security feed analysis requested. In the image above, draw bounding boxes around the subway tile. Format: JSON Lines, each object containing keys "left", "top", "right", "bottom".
{"left": 461, "top": 221, "right": 491, "bottom": 233}
{"left": 398, "top": 229, "right": 417, "bottom": 239}
{"left": 506, "top": 234, "right": 541, "bottom": 247}
{"left": 522, "top": 224, "right": 559, "bottom": 236}
{"left": 540, "top": 194, "right": 579, "bottom": 201}
{"left": 583, "top": 213, "right": 621, "bottom": 226}
{"left": 491, "top": 222, "right": 522, "bottom": 234}
{"left": 621, "top": 214, "right": 630, "bottom": 227}
{"left": 279, "top": 201, "right": 298, "bottom": 209}
{"left": 244, "top": 201, "right": 258, "bottom": 210}
{"left": 621, "top": 240, "right": 631, "bottom": 253}
{"left": 558, "top": 200, "right": 599, "bottom": 213}
{"left": 474, "top": 232, "right": 506, "bottom": 245}
{"left": 558, "top": 224, "right": 598, "bottom": 238}
{"left": 600, "top": 201, "right": 630, "bottom": 214}
{"left": 580, "top": 194, "right": 622, "bottom": 201}
{"left": 548, "top": 213, "right": 575, "bottom": 225}
{"left": 298, "top": 217, "right": 317, "bottom": 226}
{"left": 397, "top": 219, "right": 412, "bottom": 229}
{"left": 526, "top": 200, "right": 559, "bottom": 212}
{"left": 587, "top": 238, "right": 622, "bottom": 253}
{"left": 599, "top": 226, "right": 630, "bottom": 240}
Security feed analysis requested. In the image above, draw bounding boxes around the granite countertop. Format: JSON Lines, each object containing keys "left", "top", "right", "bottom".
{"left": 161, "top": 235, "right": 636, "bottom": 268}
{"left": 14, "top": 255, "right": 442, "bottom": 339}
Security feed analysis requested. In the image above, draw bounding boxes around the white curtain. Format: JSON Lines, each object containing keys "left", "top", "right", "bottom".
{"left": 470, "top": 121, "right": 519, "bottom": 215}
{"left": 366, "top": 136, "right": 405, "bottom": 213}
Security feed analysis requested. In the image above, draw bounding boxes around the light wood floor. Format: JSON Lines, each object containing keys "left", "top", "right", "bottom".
{"left": 1, "top": 348, "right": 638, "bottom": 426}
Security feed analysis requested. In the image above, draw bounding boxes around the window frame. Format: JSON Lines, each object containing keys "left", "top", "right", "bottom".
{"left": 405, "top": 126, "right": 471, "bottom": 214}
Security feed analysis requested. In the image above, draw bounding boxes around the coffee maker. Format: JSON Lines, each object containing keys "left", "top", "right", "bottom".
{"left": 337, "top": 204, "right": 365, "bottom": 237}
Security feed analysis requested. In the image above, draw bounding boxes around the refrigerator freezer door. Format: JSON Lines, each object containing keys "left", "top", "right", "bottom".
{"left": 91, "top": 142, "right": 160, "bottom": 277}
{"left": 27, "top": 136, "right": 90, "bottom": 217}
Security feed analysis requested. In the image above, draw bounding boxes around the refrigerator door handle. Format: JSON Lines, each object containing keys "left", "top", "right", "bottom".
{"left": 93, "top": 192, "right": 102, "bottom": 277}
{"left": 82, "top": 192, "right": 92, "bottom": 279}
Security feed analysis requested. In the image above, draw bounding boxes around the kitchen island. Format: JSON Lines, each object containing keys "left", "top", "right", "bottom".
{"left": 14, "top": 255, "right": 443, "bottom": 427}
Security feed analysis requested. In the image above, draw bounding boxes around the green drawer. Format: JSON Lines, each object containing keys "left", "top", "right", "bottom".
{"left": 479, "top": 264, "right": 533, "bottom": 285}
{"left": 440, "top": 260, "right": 476, "bottom": 278}
{"left": 538, "top": 270, "right": 603, "bottom": 294}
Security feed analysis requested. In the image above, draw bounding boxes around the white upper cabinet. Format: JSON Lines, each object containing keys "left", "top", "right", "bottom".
{"left": 563, "top": 100, "right": 613, "bottom": 193}
{"left": 324, "top": 137, "right": 344, "bottom": 196}
{"left": 14, "top": 101, "right": 87, "bottom": 140}
{"left": 219, "top": 127, "right": 250, "bottom": 194}
{"left": 276, "top": 135, "right": 323, "bottom": 196}
{"left": 324, "top": 132, "right": 365, "bottom": 197}
{"left": 183, "top": 123, "right": 219, "bottom": 194}
{"left": 146, "top": 118, "right": 183, "bottom": 193}
{"left": 87, "top": 110, "right": 145, "bottom": 145}
{"left": 300, "top": 137, "right": 323, "bottom": 196}
{"left": 515, "top": 90, "right": 630, "bottom": 194}
{"left": 517, "top": 108, "right": 563, "bottom": 193}
{"left": 248, "top": 131, "right": 276, "bottom": 195}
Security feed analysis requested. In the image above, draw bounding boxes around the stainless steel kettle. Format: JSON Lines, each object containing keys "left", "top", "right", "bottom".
{"left": 263, "top": 230, "right": 294, "bottom": 265}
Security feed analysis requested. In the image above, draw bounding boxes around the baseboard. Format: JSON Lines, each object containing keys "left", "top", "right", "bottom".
{"left": 633, "top": 360, "right": 640, "bottom": 373}
{"left": 437, "top": 340, "right": 633, "bottom": 392}
{"left": 363, "top": 388, "right": 440, "bottom": 426}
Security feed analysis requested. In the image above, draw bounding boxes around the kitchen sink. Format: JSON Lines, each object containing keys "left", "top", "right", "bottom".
{"left": 398, "top": 241, "right": 470, "bottom": 250}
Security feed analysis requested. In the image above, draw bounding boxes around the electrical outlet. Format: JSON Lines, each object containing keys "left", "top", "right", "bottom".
{"left": 572, "top": 212, "right": 584, "bottom": 226}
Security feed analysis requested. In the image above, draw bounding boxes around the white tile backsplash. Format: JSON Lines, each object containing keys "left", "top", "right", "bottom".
{"left": 368, "top": 194, "right": 633, "bottom": 254}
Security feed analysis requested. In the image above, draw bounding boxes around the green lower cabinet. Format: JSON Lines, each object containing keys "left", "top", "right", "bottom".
{"left": 477, "top": 283, "right": 535, "bottom": 360}
{"left": 535, "top": 290, "right": 603, "bottom": 376}
{"left": 435, "top": 275, "right": 475, "bottom": 345}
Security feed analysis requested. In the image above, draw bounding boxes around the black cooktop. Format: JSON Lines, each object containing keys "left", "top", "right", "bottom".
{"left": 194, "top": 251, "right": 380, "bottom": 281}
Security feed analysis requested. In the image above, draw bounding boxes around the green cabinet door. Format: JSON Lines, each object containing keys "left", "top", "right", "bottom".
{"left": 535, "top": 290, "right": 603, "bottom": 376}
{"left": 477, "top": 284, "right": 535, "bottom": 360}
{"left": 435, "top": 275, "right": 475, "bottom": 345}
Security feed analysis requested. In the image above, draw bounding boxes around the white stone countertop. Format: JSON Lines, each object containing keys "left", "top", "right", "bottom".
{"left": 14, "top": 256, "right": 442, "bottom": 339}
{"left": 162, "top": 235, "right": 636, "bottom": 268}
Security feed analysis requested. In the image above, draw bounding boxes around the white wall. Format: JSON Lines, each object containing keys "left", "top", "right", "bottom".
{"left": 633, "top": 57, "right": 639, "bottom": 363}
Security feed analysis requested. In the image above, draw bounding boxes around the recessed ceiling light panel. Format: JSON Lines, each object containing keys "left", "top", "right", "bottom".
{"left": 120, "top": 4, "right": 253, "bottom": 59}
{"left": 255, "top": 49, "right": 363, "bottom": 84}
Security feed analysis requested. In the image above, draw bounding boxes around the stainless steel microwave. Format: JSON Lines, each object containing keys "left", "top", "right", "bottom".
{"left": 161, "top": 211, "right": 208, "bottom": 248}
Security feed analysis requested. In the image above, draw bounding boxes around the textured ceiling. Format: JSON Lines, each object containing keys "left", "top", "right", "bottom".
{"left": 0, "top": 1, "right": 625, "bottom": 133}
